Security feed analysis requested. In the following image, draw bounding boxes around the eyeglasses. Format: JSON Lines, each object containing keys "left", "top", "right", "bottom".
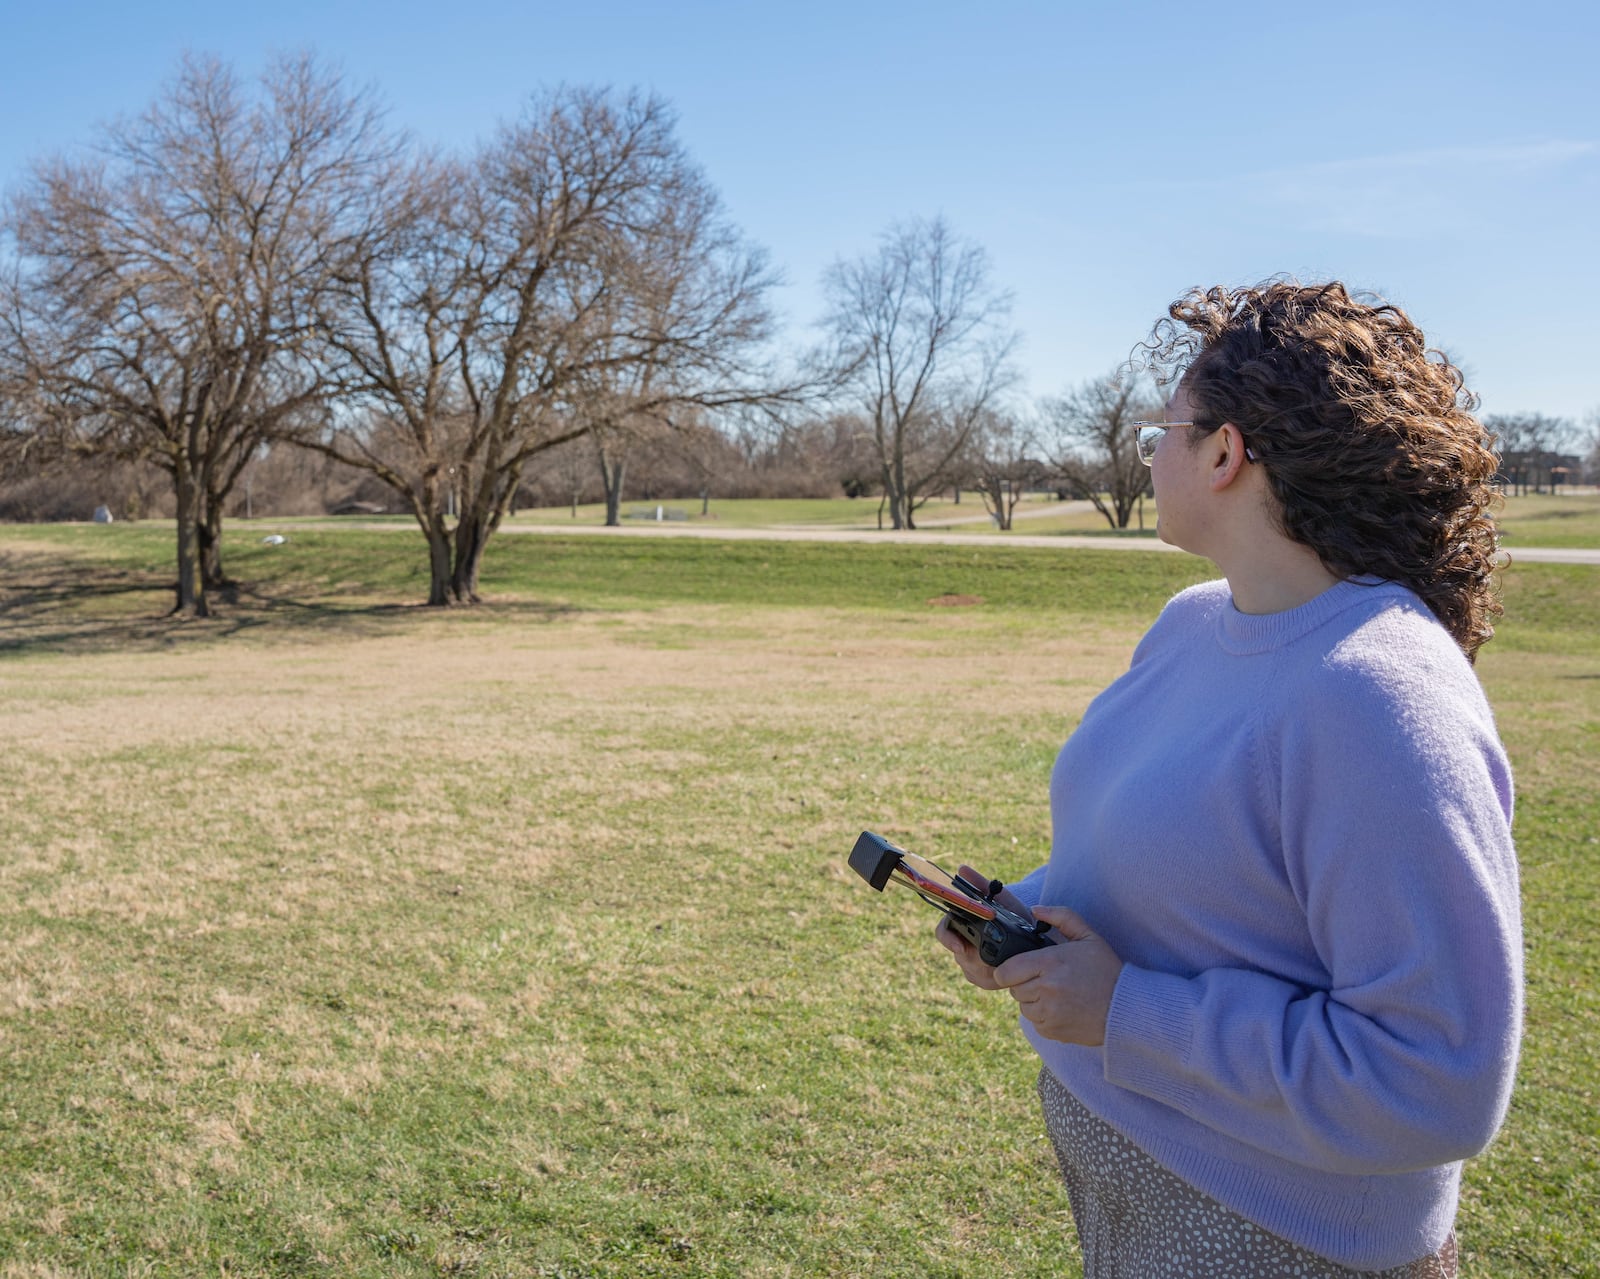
{"left": 1129, "top": 422, "right": 1258, "bottom": 467}
{"left": 1130, "top": 421, "right": 1196, "bottom": 466}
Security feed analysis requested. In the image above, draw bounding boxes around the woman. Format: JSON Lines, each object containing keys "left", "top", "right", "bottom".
{"left": 939, "top": 281, "right": 1522, "bottom": 1277}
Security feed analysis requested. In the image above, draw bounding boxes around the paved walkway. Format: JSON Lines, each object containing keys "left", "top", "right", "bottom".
{"left": 499, "top": 520, "right": 1188, "bottom": 552}
{"left": 310, "top": 517, "right": 1600, "bottom": 564}
{"left": 1495, "top": 545, "right": 1600, "bottom": 564}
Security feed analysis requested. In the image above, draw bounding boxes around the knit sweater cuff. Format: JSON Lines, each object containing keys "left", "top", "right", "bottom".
{"left": 1102, "top": 965, "right": 1201, "bottom": 1114}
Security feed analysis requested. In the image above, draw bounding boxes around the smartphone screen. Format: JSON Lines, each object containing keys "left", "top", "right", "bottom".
{"left": 891, "top": 852, "right": 998, "bottom": 922}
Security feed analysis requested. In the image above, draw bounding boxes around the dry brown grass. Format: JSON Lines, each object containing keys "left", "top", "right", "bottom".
{"left": 6, "top": 531, "right": 1589, "bottom": 1276}
{"left": 0, "top": 618, "right": 1122, "bottom": 974}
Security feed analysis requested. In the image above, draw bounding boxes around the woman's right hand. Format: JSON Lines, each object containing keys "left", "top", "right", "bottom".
{"left": 934, "top": 864, "right": 1036, "bottom": 991}
{"left": 936, "top": 913, "right": 1002, "bottom": 988}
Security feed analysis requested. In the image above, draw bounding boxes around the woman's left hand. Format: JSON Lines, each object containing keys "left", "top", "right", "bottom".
{"left": 993, "top": 906, "right": 1125, "bottom": 1047}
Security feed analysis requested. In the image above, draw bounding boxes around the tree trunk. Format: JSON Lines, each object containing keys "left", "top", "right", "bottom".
{"left": 880, "top": 462, "right": 906, "bottom": 530}
{"left": 979, "top": 483, "right": 996, "bottom": 529}
{"left": 601, "top": 456, "right": 627, "bottom": 527}
{"left": 450, "top": 509, "right": 490, "bottom": 604}
{"left": 172, "top": 464, "right": 209, "bottom": 618}
{"left": 893, "top": 439, "right": 916, "bottom": 530}
{"left": 425, "top": 522, "right": 454, "bottom": 607}
{"left": 198, "top": 501, "right": 229, "bottom": 589}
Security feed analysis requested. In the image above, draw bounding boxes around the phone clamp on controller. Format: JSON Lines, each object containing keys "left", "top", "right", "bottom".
{"left": 848, "top": 830, "right": 1055, "bottom": 966}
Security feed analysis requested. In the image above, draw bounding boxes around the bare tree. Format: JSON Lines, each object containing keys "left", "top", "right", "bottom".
{"left": 1037, "top": 373, "right": 1159, "bottom": 530}
{"left": 598, "top": 404, "right": 735, "bottom": 515}
{"left": 310, "top": 87, "right": 785, "bottom": 604}
{"left": 572, "top": 318, "right": 678, "bottom": 527}
{"left": 664, "top": 412, "right": 735, "bottom": 515}
{"left": 588, "top": 402, "right": 672, "bottom": 525}
{"left": 533, "top": 434, "right": 591, "bottom": 515}
{"left": 965, "top": 409, "right": 1040, "bottom": 530}
{"left": 302, "top": 149, "right": 483, "bottom": 601}
{"left": 822, "top": 217, "right": 1015, "bottom": 530}
{"left": 0, "top": 53, "right": 391, "bottom": 615}
{"left": 1487, "top": 413, "right": 1578, "bottom": 494}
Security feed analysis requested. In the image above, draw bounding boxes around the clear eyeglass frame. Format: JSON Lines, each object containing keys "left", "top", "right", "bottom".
{"left": 1129, "top": 421, "right": 1197, "bottom": 466}
{"left": 1129, "top": 421, "right": 1257, "bottom": 466}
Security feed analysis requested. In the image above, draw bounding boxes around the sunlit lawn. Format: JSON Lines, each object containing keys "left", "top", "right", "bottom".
{"left": 507, "top": 496, "right": 982, "bottom": 529}
{"left": 0, "top": 524, "right": 1595, "bottom": 1276}
{"left": 507, "top": 490, "right": 1599, "bottom": 547}
{"left": 1493, "top": 490, "right": 1600, "bottom": 549}
{"left": 507, "top": 494, "right": 1150, "bottom": 537}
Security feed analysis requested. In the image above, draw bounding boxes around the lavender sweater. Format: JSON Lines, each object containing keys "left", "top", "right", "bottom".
{"left": 1009, "top": 578, "right": 1522, "bottom": 1271}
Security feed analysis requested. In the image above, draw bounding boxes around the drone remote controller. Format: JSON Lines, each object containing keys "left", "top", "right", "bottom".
{"left": 848, "top": 830, "right": 1055, "bottom": 966}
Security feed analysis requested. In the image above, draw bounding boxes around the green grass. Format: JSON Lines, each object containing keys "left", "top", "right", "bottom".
{"left": 505, "top": 490, "right": 1600, "bottom": 547}
{"left": 23, "top": 486, "right": 1584, "bottom": 562}
{"left": 0, "top": 524, "right": 1596, "bottom": 1277}
{"left": 0, "top": 522, "right": 1217, "bottom": 637}
{"left": 506, "top": 495, "right": 1160, "bottom": 537}
{"left": 512, "top": 497, "right": 894, "bottom": 528}
{"left": 1494, "top": 491, "right": 1600, "bottom": 549}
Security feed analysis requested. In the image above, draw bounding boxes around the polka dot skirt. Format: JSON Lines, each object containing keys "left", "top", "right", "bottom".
{"left": 1037, "top": 1067, "right": 1458, "bottom": 1278}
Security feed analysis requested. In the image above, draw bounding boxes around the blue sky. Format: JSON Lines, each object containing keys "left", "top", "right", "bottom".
{"left": 3, "top": 0, "right": 1595, "bottom": 423}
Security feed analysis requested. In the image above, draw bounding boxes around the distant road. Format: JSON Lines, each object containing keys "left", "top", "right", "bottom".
{"left": 301, "top": 518, "right": 1600, "bottom": 564}
{"left": 499, "top": 521, "right": 1189, "bottom": 552}
{"left": 1498, "top": 546, "right": 1600, "bottom": 564}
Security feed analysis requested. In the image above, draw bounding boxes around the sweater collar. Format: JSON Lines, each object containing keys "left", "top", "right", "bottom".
{"left": 1217, "top": 576, "right": 1395, "bottom": 654}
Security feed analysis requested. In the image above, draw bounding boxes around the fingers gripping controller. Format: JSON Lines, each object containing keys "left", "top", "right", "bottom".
{"left": 848, "top": 831, "right": 1055, "bottom": 966}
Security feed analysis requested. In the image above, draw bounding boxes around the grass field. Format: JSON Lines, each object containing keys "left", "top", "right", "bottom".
{"left": 1, "top": 524, "right": 1596, "bottom": 1277}
{"left": 506, "top": 490, "right": 1600, "bottom": 547}
{"left": 504, "top": 495, "right": 1148, "bottom": 537}
{"left": 1491, "top": 491, "right": 1600, "bottom": 549}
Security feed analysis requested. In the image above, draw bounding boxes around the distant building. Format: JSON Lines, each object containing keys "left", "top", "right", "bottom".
{"left": 1495, "top": 450, "right": 1582, "bottom": 495}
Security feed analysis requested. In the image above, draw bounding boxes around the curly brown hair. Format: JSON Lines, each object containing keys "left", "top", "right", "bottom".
{"left": 1138, "top": 280, "right": 1503, "bottom": 661}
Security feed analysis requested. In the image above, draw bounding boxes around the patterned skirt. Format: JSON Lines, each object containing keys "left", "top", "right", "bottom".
{"left": 1037, "top": 1067, "right": 1458, "bottom": 1279}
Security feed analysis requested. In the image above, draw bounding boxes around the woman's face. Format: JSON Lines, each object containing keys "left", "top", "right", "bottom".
{"left": 1150, "top": 383, "right": 1205, "bottom": 551}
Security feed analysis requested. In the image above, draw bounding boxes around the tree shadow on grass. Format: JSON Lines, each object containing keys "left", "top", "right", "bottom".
{"left": 0, "top": 552, "right": 584, "bottom": 659}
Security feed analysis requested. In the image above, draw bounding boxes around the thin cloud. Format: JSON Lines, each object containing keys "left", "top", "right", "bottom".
{"left": 1242, "top": 140, "right": 1597, "bottom": 239}
{"left": 1108, "top": 141, "right": 1595, "bottom": 241}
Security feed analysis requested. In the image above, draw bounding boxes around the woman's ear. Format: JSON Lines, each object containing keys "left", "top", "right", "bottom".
{"left": 1208, "top": 423, "right": 1252, "bottom": 491}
